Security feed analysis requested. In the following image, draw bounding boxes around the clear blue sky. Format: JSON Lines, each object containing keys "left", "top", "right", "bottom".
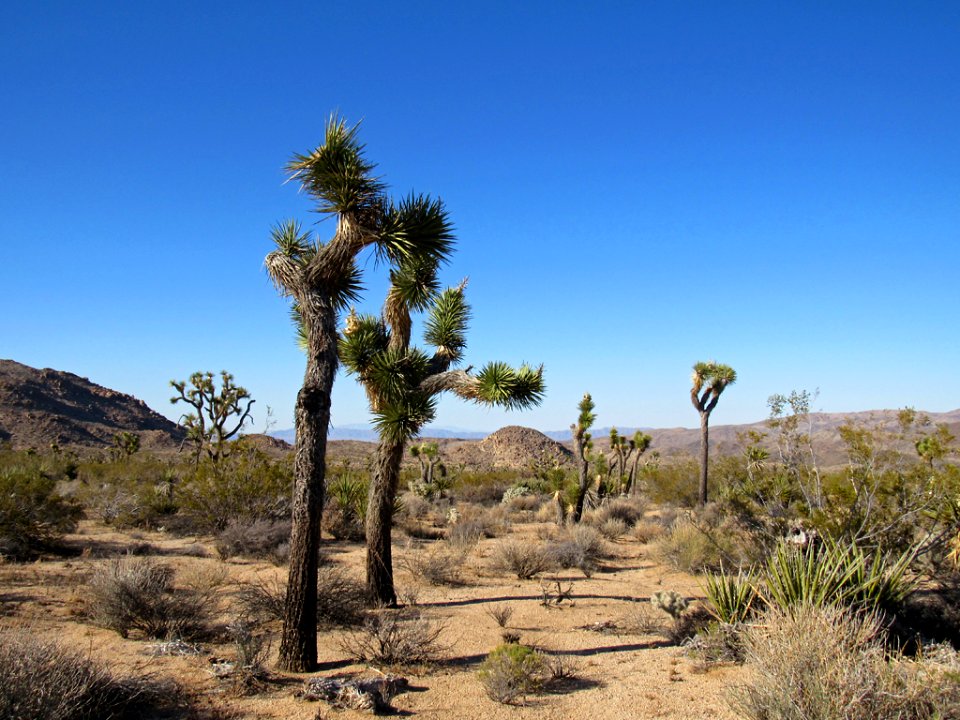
{"left": 2, "top": 2, "right": 958, "bottom": 434}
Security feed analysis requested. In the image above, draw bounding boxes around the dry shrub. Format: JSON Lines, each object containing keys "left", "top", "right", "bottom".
{"left": 485, "top": 604, "right": 515, "bottom": 628}
{"left": 493, "top": 540, "right": 552, "bottom": 579}
{"left": 340, "top": 608, "right": 445, "bottom": 666}
{"left": 236, "top": 565, "right": 366, "bottom": 628}
{"left": 546, "top": 525, "right": 606, "bottom": 576}
{"left": 0, "top": 464, "right": 82, "bottom": 558}
{"left": 446, "top": 519, "right": 486, "bottom": 548}
{"left": 506, "top": 494, "right": 543, "bottom": 514}
{"left": 402, "top": 541, "right": 468, "bottom": 586}
{"left": 732, "top": 604, "right": 959, "bottom": 720}
{"left": 0, "top": 628, "right": 171, "bottom": 719}
{"left": 461, "top": 505, "right": 512, "bottom": 538}
{"left": 586, "top": 496, "right": 648, "bottom": 526}
{"left": 87, "top": 556, "right": 214, "bottom": 639}
{"left": 624, "top": 603, "right": 668, "bottom": 635}
{"left": 214, "top": 518, "right": 290, "bottom": 561}
{"left": 597, "top": 517, "right": 628, "bottom": 540}
{"left": 655, "top": 517, "right": 754, "bottom": 574}
{"left": 221, "top": 619, "right": 271, "bottom": 696}
{"left": 632, "top": 519, "right": 667, "bottom": 544}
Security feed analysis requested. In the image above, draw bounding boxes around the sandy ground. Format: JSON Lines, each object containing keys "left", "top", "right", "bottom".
{"left": 0, "top": 518, "right": 744, "bottom": 719}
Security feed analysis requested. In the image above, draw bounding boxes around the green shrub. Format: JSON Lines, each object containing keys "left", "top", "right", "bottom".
{"left": 0, "top": 464, "right": 82, "bottom": 558}
{"left": 177, "top": 449, "right": 292, "bottom": 532}
{"left": 323, "top": 474, "right": 368, "bottom": 540}
{"left": 477, "top": 642, "right": 546, "bottom": 705}
{"left": 0, "top": 629, "right": 170, "bottom": 719}
{"left": 87, "top": 556, "right": 214, "bottom": 639}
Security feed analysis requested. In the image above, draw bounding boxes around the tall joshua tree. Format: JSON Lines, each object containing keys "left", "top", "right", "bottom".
{"left": 340, "top": 273, "right": 544, "bottom": 606}
{"left": 265, "top": 116, "right": 453, "bottom": 671}
{"left": 690, "top": 361, "right": 737, "bottom": 506}
{"left": 570, "top": 393, "right": 596, "bottom": 523}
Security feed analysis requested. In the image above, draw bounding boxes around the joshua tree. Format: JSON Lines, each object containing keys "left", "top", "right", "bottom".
{"left": 690, "top": 361, "right": 737, "bottom": 506}
{"left": 170, "top": 371, "right": 254, "bottom": 464}
{"left": 570, "top": 393, "right": 596, "bottom": 523}
{"left": 626, "top": 430, "right": 652, "bottom": 495}
{"left": 265, "top": 116, "right": 453, "bottom": 671}
{"left": 340, "top": 276, "right": 544, "bottom": 606}
{"left": 410, "top": 442, "right": 442, "bottom": 486}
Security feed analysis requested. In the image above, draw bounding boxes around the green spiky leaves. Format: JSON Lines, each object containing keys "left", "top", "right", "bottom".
{"left": 377, "top": 194, "right": 455, "bottom": 267}
{"left": 286, "top": 115, "right": 385, "bottom": 217}
{"left": 389, "top": 253, "right": 441, "bottom": 314}
{"left": 691, "top": 361, "right": 737, "bottom": 413}
{"left": 338, "top": 312, "right": 388, "bottom": 375}
{"left": 473, "top": 362, "right": 545, "bottom": 411}
{"left": 424, "top": 285, "right": 470, "bottom": 367}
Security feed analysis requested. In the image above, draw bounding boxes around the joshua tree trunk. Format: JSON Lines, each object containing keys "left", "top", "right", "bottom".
{"left": 572, "top": 435, "right": 590, "bottom": 523}
{"left": 277, "top": 301, "right": 338, "bottom": 672}
{"left": 698, "top": 411, "right": 710, "bottom": 506}
{"left": 365, "top": 439, "right": 406, "bottom": 607}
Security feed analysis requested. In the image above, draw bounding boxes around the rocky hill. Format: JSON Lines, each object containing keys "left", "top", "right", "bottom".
{"left": 0, "top": 359, "right": 185, "bottom": 450}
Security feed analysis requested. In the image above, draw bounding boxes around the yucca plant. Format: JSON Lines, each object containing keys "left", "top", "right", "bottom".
{"left": 703, "top": 567, "right": 761, "bottom": 624}
{"left": 761, "top": 538, "right": 917, "bottom": 615}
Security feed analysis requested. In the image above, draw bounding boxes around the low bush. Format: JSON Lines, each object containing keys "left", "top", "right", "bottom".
{"left": 493, "top": 540, "right": 552, "bottom": 579}
{"left": 0, "top": 464, "right": 82, "bottom": 558}
{"left": 586, "top": 496, "right": 648, "bottom": 527}
{"left": 0, "top": 628, "right": 170, "bottom": 719}
{"left": 597, "top": 517, "right": 629, "bottom": 540}
{"left": 214, "top": 518, "right": 290, "bottom": 561}
{"left": 632, "top": 519, "right": 667, "bottom": 544}
{"left": 340, "top": 608, "right": 445, "bottom": 666}
{"left": 732, "top": 604, "right": 959, "bottom": 720}
{"left": 477, "top": 642, "right": 546, "bottom": 705}
{"left": 546, "top": 525, "right": 606, "bottom": 577}
{"left": 402, "top": 541, "right": 468, "bottom": 586}
{"left": 87, "top": 556, "right": 214, "bottom": 639}
{"left": 654, "top": 516, "right": 756, "bottom": 574}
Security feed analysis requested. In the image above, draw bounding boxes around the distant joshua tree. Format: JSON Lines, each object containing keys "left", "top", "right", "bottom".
{"left": 690, "top": 361, "right": 736, "bottom": 505}
{"left": 570, "top": 393, "right": 596, "bottom": 523}
{"left": 626, "top": 430, "right": 653, "bottom": 496}
{"left": 265, "top": 116, "right": 453, "bottom": 671}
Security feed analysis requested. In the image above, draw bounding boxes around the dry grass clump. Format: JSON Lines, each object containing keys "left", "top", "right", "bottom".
{"left": 732, "top": 604, "right": 959, "bottom": 720}
{"left": 340, "top": 608, "right": 446, "bottom": 667}
{"left": 585, "top": 496, "right": 648, "bottom": 527}
{"left": 655, "top": 517, "right": 754, "bottom": 574}
{"left": 597, "top": 517, "right": 629, "bottom": 540}
{"left": 493, "top": 540, "right": 552, "bottom": 579}
{"left": 87, "top": 556, "right": 215, "bottom": 640}
{"left": 484, "top": 603, "right": 515, "bottom": 628}
{"left": 0, "top": 628, "right": 171, "bottom": 719}
{"left": 402, "top": 540, "right": 469, "bottom": 586}
{"left": 632, "top": 519, "right": 667, "bottom": 544}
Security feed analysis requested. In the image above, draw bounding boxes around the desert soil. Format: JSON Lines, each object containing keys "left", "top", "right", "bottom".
{"left": 0, "top": 519, "right": 744, "bottom": 719}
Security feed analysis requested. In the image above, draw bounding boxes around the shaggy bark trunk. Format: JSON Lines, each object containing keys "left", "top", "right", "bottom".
{"left": 277, "top": 301, "right": 338, "bottom": 672}
{"left": 365, "top": 439, "right": 406, "bottom": 607}
{"left": 698, "top": 411, "right": 710, "bottom": 506}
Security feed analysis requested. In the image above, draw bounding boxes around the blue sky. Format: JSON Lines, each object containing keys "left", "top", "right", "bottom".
{"left": 1, "top": 2, "right": 958, "bottom": 434}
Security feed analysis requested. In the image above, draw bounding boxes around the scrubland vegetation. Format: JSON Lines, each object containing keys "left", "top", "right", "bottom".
{"left": 1, "top": 394, "right": 958, "bottom": 718}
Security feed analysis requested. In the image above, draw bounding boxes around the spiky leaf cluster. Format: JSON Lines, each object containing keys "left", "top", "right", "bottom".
{"left": 473, "top": 362, "right": 546, "bottom": 410}
{"left": 691, "top": 361, "right": 737, "bottom": 414}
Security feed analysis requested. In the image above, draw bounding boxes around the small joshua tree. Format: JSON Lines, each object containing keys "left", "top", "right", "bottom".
{"left": 410, "top": 442, "right": 447, "bottom": 497}
{"left": 690, "top": 361, "right": 736, "bottom": 506}
{"left": 570, "top": 394, "right": 596, "bottom": 523}
{"left": 170, "top": 371, "right": 255, "bottom": 464}
{"left": 626, "top": 431, "right": 652, "bottom": 496}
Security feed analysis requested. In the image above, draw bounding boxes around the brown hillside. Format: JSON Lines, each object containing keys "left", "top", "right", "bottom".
{"left": 0, "top": 359, "right": 185, "bottom": 450}
{"left": 478, "top": 425, "right": 572, "bottom": 470}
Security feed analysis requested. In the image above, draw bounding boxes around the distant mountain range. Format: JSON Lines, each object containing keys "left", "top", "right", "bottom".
{"left": 270, "top": 424, "right": 655, "bottom": 443}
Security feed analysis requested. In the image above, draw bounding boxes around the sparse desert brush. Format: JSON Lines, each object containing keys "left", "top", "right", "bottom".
{"left": 493, "top": 539, "right": 552, "bottom": 579}
{"left": 585, "top": 496, "right": 648, "bottom": 527}
{"left": 546, "top": 525, "right": 606, "bottom": 576}
{"left": 655, "top": 516, "right": 754, "bottom": 574}
{"left": 597, "top": 517, "right": 629, "bottom": 540}
{"left": 236, "top": 564, "right": 366, "bottom": 628}
{"left": 402, "top": 540, "right": 468, "bottom": 586}
{"left": 214, "top": 518, "right": 290, "bottom": 561}
{"left": 87, "top": 556, "right": 215, "bottom": 640}
{"left": 0, "top": 463, "right": 82, "bottom": 558}
{"left": 477, "top": 642, "right": 546, "bottom": 705}
{"left": 632, "top": 519, "right": 667, "bottom": 544}
{"left": 0, "top": 628, "right": 172, "bottom": 719}
{"left": 340, "top": 608, "right": 445, "bottom": 666}
{"left": 732, "top": 603, "right": 958, "bottom": 720}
